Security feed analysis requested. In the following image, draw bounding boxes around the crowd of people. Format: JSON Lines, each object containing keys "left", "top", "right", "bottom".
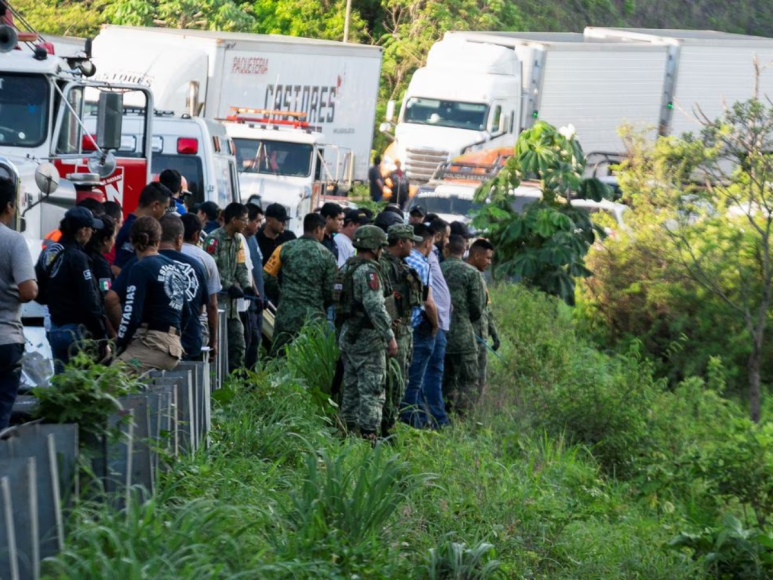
{"left": 0, "top": 167, "right": 500, "bottom": 439}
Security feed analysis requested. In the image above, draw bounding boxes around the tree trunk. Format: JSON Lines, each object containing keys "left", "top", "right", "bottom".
{"left": 749, "top": 339, "right": 762, "bottom": 423}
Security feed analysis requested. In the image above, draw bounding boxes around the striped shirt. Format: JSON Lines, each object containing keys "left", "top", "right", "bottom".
{"left": 404, "top": 248, "right": 430, "bottom": 328}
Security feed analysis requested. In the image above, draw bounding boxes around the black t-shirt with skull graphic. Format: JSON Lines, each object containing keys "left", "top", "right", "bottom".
{"left": 114, "top": 252, "right": 206, "bottom": 355}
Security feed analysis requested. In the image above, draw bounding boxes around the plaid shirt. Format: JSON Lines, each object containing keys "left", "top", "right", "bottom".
{"left": 404, "top": 248, "right": 430, "bottom": 328}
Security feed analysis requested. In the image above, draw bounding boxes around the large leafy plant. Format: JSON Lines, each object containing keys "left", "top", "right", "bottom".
{"left": 472, "top": 121, "right": 611, "bottom": 305}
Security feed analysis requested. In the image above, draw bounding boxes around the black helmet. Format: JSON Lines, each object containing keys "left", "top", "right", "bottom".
{"left": 374, "top": 210, "right": 404, "bottom": 233}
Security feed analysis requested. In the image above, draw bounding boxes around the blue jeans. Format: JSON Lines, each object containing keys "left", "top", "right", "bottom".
{"left": 0, "top": 343, "right": 24, "bottom": 430}
{"left": 422, "top": 328, "right": 450, "bottom": 428}
{"left": 400, "top": 329, "right": 436, "bottom": 428}
{"left": 47, "top": 323, "right": 84, "bottom": 374}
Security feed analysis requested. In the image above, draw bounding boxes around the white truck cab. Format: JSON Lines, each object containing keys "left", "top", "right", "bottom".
{"left": 224, "top": 108, "right": 352, "bottom": 236}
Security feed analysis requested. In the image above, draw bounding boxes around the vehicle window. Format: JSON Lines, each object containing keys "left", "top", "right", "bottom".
{"left": 228, "top": 158, "right": 239, "bottom": 204}
{"left": 403, "top": 98, "right": 488, "bottom": 131}
{"left": 56, "top": 86, "right": 84, "bottom": 154}
{"left": 0, "top": 74, "right": 49, "bottom": 147}
{"left": 152, "top": 154, "right": 204, "bottom": 204}
{"left": 213, "top": 155, "right": 233, "bottom": 208}
{"left": 490, "top": 105, "right": 502, "bottom": 134}
{"left": 411, "top": 195, "right": 480, "bottom": 217}
{"left": 233, "top": 138, "right": 313, "bottom": 177}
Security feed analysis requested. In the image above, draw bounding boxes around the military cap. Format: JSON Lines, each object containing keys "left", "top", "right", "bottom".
{"left": 388, "top": 223, "right": 423, "bottom": 242}
{"left": 353, "top": 224, "right": 388, "bottom": 250}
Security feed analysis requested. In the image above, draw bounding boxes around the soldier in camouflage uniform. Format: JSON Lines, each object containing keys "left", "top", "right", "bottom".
{"left": 264, "top": 213, "right": 337, "bottom": 355}
{"left": 441, "top": 234, "right": 485, "bottom": 417}
{"left": 379, "top": 224, "right": 424, "bottom": 436}
{"left": 337, "top": 225, "right": 398, "bottom": 439}
{"left": 204, "top": 203, "right": 254, "bottom": 372}
{"left": 467, "top": 238, "right": 500, "bottom": 397}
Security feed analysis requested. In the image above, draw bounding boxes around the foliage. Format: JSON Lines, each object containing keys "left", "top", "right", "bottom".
{"left": 426, "top": 538, "right": 503, "bottom": 580}
{"left": 670, "top": 514, "right": 773, "bottom": 579}
{"left": 607, "top": 99, "right": 773, "bottom": 422}
{"left": 32, "top": 353, "right": 143, "bottom": 438}
{"left": 472, "top": 121, "right": 611, "bottom": 305}
{"left": 281, "top": 321, "right": 340, "bottom": 416}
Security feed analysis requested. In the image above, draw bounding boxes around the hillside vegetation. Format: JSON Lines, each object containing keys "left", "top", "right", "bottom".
{"left": 48, "top": 285, "right": 773, "bottom": 579}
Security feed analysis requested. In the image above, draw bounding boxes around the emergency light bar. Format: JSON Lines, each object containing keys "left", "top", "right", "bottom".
{"left": 221, "top": 106, "right": 310, "bottom": 129}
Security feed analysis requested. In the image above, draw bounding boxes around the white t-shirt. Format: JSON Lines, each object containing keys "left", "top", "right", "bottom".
{"left": 182, "top": 242, "right": 222, "bottom": 296}
{"left": 335, "top": 232, "right": 356, "bottom": 268}
{"left": 236, "top": 234, "right": 253, "bottom": 313}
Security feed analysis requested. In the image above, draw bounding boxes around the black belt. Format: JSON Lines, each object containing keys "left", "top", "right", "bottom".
{"left": 140, "top": 323, "right": 180, "bottom": 336}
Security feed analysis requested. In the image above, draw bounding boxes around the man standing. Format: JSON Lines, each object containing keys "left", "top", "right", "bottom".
{"left": 379, "top": 224, "right": 423, "bottom": 436}
{"left": 205, "top": 202, "right": 255, "bottom": 372}
{"left": 408, "top": 205, "right": 426, "bottom": 225}
{"left": 441, "top": 234, "right": 485, "bottom": 417}
{"left": 369, "top": 154, "right": 385, "bottom": 202}
{"left": 399, "top": 224, "right": 440, "bottom": 428}
{"left": 386, "top": 159, "right": 410, "bottom": 208}
{"left": 0, "top": 177, "right": 37, "bottom": 430}
{"left": 336, "top": 208, "right": 369, "bottom": 268}
{"left": 180, "top": 213, "right": 220, "bottom": 361}
{"left": 159, "top": 168, "right": 187, "bottom": 215}
{"left": 257, "top": 203, "right": 297, "bottom": 268}
{"left": 196, "top": 201, "right": 221, "bottom": 235}
{"left": 113, "top": 182, "right": 171, "bottom": 275}
{"left": 320, "top": 202, "right": 344, "bottom": 261}
{"left": 242, "top": 203, "right": 265, "bottom": 368}
{"left": 265, "top": 213, "right": 337, "bottom": 355}
{"left": 421, "top": 219, "right": 452, "bottom": 429}
{"left": 338, "top": 225, "right": 398, "bottom": 439}
{"left": 467, "top": 238, "right": 499, "bottom": 397}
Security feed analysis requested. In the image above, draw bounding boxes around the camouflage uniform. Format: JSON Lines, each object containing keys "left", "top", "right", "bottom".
{"left": 268, "top": 235, "right": 337, "bottom": 355}
{"left": 338, "top": 226, "right": 394, "bottom": 435}
{"left": 379, "top": 224, "right": 424, "bottom": 434}
{"left": 441, "top": 257, "right": 485, "bottom": 416}
{"left": 473, "top": 274, "right": 498, "bottom": 397}
{"left": 204, "top": 228, "right": 252, "bottom": 371}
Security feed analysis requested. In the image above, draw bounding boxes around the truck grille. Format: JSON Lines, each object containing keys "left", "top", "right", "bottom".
{"left": 405, "top": 148, "right": 450, "bottom": 183}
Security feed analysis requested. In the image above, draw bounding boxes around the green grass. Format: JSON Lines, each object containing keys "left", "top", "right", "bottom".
{"left": 47, "top": 285, "right": 763, "bottom": 579}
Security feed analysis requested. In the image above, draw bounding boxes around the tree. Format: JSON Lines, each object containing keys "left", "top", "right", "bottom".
{"left": 617, "top": 96, "right": 773, "bottom": 422}
{"left": 471, "top": 121, "right": 611, "bottom": 305}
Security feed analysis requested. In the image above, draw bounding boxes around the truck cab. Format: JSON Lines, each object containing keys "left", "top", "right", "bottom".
{"left": 224, "top": 108, "right": 352, "bottom": 236}
{"left": 382, "top": 39, "right": 521, "bottom": 185}
{"left": 87, "top": 112, "right": 241, "bottom": 210}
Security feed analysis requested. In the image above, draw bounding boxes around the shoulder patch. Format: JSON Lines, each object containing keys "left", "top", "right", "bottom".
{"left": 83, "top": 269, "right": 92, "bottom": 281}
{"left": 99, "top": 278, "right": 112, "bottom": 292}
{"left": 368, "top": 272, "right": 380, "bottom": 291}
{"left": 205, "top": 238, "right": 218, "bottom": 255}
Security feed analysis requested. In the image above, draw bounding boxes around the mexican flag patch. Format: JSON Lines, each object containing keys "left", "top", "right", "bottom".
{"left": 99, "top": 278, "right": 111, "bottom": 292}
{"left": 205, "top": 238, "right": 219, "bottom": 255}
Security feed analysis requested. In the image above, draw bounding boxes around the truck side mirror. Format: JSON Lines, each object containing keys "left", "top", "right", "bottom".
{"left": 96, "top": 92, "right": 123, "bottom": 151}
{"left": 385, "top": 100, "right": 395, "bottom": 123}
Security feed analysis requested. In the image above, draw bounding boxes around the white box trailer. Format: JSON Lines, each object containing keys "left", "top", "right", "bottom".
{"left": 385, "top": 31, "right": 670, "bottom": 183}
{"left": 91, "top": 26, "right": 382, "bottom": 181}
{"left": 445, "top": 31, "right": 671, "bottom": 156}
{"left": 584, "top": 28, "right": 773, "bottom": 138}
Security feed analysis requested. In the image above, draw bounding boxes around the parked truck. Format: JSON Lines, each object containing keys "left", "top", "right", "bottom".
{"left": 91, "top": 26, "right": 383, "bottom": 183}
{"left": 382, "top": 29, "right": 773, "bottom": 185}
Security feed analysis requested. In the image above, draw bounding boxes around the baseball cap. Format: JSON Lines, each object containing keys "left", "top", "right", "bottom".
{"left": 388, "top": 223, "right": 423, "bottom": 242}
{"left": 450, "top": 221, "right": 474, "bottom": 239}
{"left": 344, "top": 208, "right": 371, "bottom": 226}
{"left": 64, "top": 206, "right": 103, "bottom": 230}
{"left": 409, "top": 204, "right": 426, "bottom": 217}
{"left": 374, "top": 209, "right": 404, "bottom": 232}
{"left": 265, "top": 203, "right": 290, "bottom": 222}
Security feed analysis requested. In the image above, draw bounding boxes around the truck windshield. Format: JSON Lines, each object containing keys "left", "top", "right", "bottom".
{"left": 0, "top": 74, "right": 49, "bottom": 147}
{"left": 233, "top": 138, "right": 313, "bottom": 177}
{"left": 403, "top": 98, "right": 488, "bottom": 131}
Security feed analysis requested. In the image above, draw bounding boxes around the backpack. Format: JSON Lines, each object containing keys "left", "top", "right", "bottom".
{"left": 34, "top": 242, "right": 65, "bottom": 305}
{"left": 334, "top": 257, "right": 369, "bottom": 320}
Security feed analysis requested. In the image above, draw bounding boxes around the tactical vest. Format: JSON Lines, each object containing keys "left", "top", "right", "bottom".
{"left": 381, "top": 255, "right": 423, "bottom": 323}
{"left": 334, "top": 256, "right": 370, "bottom": 320}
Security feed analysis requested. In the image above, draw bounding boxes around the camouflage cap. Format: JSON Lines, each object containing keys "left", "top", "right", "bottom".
{"left": 353, "top": 224, "right": 388, "bottom": 250}
{"left": 388, "top": 224, "right": 423, "bottom": 243}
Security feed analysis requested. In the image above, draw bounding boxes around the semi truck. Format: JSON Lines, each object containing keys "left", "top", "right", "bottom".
{"left": 382, "top": 29, "right": 773, "bottom": 185}
{"left": 91, "top": 26, "right": 383, "bottom": 183}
